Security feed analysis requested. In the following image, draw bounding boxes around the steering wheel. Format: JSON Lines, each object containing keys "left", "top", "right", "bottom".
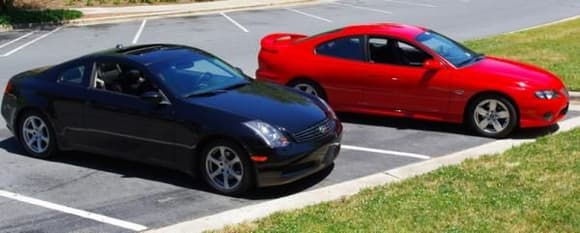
{"left": 197, "top": 72, "right": 213, "bottom": 89}
{"left": 436, "top": 45, "right": 450, "bottom": 57}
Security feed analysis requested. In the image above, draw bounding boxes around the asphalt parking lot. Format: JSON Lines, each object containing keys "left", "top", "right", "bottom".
{"left": 0, "top": 0, "right": 579, "bottom": 232}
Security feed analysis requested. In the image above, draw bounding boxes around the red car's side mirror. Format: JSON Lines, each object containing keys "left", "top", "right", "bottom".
{"left": 423, "top": 59, "right": 444, "bottom": 70}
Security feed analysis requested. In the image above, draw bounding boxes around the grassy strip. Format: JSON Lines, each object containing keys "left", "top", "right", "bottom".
{"left": 0, "top": 9, "right": 82, "bottom": 25}
{"left": 216, "top": 128, "right": 580, "bottom": 233}
{"left": 465, "top": 18, "right": 580, "bottom": 91}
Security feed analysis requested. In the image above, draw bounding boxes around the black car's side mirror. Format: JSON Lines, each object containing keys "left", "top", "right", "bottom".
{"left": 140, "top": 91, "right": 169, "bottom": 105}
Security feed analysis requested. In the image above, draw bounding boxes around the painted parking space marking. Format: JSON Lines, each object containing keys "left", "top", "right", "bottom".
{"left": 132, "top": 19, "right": 148, "bottom": 44}
{"left": 342, "top": 145, "right": 431, "bottom": 160}
{"left": 286, "top": 8, "right": 332, "bottom": 22}
{"left": 220, "top": 12, "right": 249, "bottom": 32}
{"left": 0, "top": 31, "right": 35, "bottom": 50}
{"left": 0, "top": 189, "right": 148, "bottom": 231}
{"left": 383, "top": 0, "right": 437, "bottom": 8}
{"left": 1, "top": 27, "right": 63, "bottom": 57}
{"left": 331, "top": 2, "right": 393, "bottom": 15}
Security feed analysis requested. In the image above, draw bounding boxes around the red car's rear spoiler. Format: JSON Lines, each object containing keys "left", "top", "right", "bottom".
{"left": 260, "top": 33, "right": 307, "bottom": 53}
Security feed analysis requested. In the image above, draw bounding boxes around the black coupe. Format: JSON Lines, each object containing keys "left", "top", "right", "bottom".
{"left": 1, "top": 44, "right": 342, "bottom": 195}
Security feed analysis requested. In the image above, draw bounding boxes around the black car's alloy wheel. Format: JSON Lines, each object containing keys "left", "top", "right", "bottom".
{"left": 201, "top": 140, "right": 253, "bottom": 195}
{"left": 18, "top": 111, "right": 57, "bottom": 158}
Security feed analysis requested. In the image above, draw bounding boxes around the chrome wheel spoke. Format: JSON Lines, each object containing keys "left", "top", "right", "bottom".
{"left": 35, "top": 138, "right": 42, "bottom": 151}
{"left": 231, "top": 172, "right": 242, "bottom": 182}
{"left": 228, "top": 156, "right": 241, "bottom": 166}
{"left": 488, "top": 100, "right": 497, "bottom": 111}
{"left": 223, "top": 173, "right": 230, "bottom": 189}
{"left": 491, "top": 120, "right": 503, "bottom": 132}
{"left": 475, "top": 107, "right": 488, "bottom": 116}
{"left": 208, "top": 156, "right": 221, "bottom": 166}
{"left": 496, "top": 111, "right": 509, "bottom": 119}
{"left": 210, "top": 168, "right": 222, "bottom": 179}
{"left": 477, "top": 118, "right": 490, "bottom": 129}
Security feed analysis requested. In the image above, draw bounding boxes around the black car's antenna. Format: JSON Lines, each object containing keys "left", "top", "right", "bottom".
{"left": 115, "top": 44, "right": 124, "bottom": 49}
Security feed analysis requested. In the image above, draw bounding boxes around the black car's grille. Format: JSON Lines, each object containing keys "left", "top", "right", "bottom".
{"left": 292, "top": 118, "right": 335, "bottom": 143}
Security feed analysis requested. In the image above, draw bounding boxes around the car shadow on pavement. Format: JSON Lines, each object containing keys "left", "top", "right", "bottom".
{"left": 337, "top": 112, "right": 559, "bottom": 139}
{"left": 0, "top": 136, "right": 331, "bottom": 199}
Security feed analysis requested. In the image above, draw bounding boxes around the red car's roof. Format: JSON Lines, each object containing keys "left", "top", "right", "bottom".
{"left": 340, "top": 23, "right": 428, "bottom": 40}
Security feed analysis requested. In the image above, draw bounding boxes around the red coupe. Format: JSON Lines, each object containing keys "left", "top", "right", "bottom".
{"left": 256, "top": 23, "right": 569, "bottom": 138}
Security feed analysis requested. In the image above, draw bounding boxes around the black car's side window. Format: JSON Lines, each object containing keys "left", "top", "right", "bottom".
{"left": 58, "top": 65, "right": 86, "bottom": 86}
{"left": 315, "top": 36, "right": 365, "bottom": 61}
{"left": 368, "top": 37, "right": 431, "bottom": 67}
{"left": 93, "top": 62, "right": 157, "bottom": 97}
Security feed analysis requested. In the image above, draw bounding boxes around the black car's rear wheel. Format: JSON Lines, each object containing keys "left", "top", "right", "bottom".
{"left": 201, "top": 140, "right": 253, "bottom": 195}
{"left": 18, "top": 111, "right": 57, "bottom": 158}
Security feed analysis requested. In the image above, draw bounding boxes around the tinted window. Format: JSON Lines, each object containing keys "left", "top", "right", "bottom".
{"left": 149, "top": 51, "right": 249, "bottom": 97}
{"left": 368, "top": 37, "right": 431, "bottom": 67}
{"left": 93, "top": 62, "right": 157, "bottom": 97}
{"left": 58, "top": 65, "right": 85, "bottom": 85}
{"left": 416, "top": 31, "right": 479, "bottom": 67}
{"left": 315, "top": 36, "right": 365, "bottom": 61}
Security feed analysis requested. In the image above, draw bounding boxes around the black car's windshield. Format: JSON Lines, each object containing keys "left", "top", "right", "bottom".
{"left": 415, "top": 31, "right": 482, "bottom": 67}
{"left": 149, "top": 51, "right": 249, "bottom": 97}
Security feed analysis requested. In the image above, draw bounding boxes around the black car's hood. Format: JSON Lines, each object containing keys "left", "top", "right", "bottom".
{"left": 187, "top": 81, "right": 327, "bottom": 133}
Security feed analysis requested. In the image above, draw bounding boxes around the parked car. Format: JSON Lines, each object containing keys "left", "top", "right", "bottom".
{"left": 1, "top": 44, "right": 342, "bottom": 195}
{"left": 256, "top": 23, "right": 569, "bottom": 138}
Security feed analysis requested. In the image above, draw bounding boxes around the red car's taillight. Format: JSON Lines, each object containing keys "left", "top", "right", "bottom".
{"left": 4, "top": 82, "right": 13, "bottom": 94}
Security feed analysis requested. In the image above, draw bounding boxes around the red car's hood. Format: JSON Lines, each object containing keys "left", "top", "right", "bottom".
{"left": 462, "top": 56, "right": 564, "bottom": 88}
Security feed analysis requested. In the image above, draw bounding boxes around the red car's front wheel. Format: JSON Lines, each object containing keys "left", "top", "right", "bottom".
{"left": 467, "top": 95, "right": 518, "bottom": 138}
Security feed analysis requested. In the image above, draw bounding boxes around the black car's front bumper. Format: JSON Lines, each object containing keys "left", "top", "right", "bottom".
{"left": 253, "top": 124, "right": 342, "bottom": 187}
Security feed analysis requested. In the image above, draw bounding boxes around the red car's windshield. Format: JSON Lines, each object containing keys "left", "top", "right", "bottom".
{"left": 416, "top": 31, "right": 482, "bottom": 67}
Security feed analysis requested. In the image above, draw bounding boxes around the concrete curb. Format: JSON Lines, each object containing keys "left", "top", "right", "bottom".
{"left": 69, "top": 0, "right": 320, "bottom": 26}
{"left": 0, "top": 0, "right": 320, "bottom": 30}
{"left": 570, "top": 91, "right": 580, "bottom": 103}
{"left": 143, "top": 105, "right": 580, "bottom": 233}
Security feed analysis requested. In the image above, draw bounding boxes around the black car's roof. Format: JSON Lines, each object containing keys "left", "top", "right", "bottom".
{"left": 81, "top": 44, "right": 206, "bottom": 66}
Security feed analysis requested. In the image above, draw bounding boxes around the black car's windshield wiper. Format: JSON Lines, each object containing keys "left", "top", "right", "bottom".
{"left": 223, "top": 81, "right": 251, "bottom": 90}
{"left": 184, "top": 89, "right": 228, "bottom": 98}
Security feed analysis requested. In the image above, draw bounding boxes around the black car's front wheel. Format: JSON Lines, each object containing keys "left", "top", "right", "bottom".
{"left": 201, "top": 140, "right": 254, "bottom": 195}
{"left": 18, "top": 111, "right": 57, "bottom": 158}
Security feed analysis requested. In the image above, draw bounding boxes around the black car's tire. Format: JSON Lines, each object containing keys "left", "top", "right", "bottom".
{"left": 288, "top": 79, "right": 327, "bottom": 100}
{"left": 200, "top": 140, "right": 254, "bottom": 195}
{"left": 18, "top": 111, "right": 58, "bottom": 158}
{"left": 467, "top": 94, "right": 518, "bottom": 138}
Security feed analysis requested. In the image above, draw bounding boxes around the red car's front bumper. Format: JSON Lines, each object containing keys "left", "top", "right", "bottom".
{"left": 519, "top": 97, "right": 569, "bottom": 128}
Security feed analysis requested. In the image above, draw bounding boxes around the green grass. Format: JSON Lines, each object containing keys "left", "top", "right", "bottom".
{"left": 216, "top": 128, "right": 580, "bottom": 233}
{"left": 465, "top": 18, "right": 580, "bottom": 91}
{"left": 0, "top": 9, "right": 82, "bottom": 26}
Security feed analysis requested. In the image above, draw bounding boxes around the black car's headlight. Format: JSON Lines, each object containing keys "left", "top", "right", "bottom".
{"left": 318, "top": 98, "right": 337, "bottom": 119}
{"left": 244, "top": 120, "right": 289, "bottom": 148}
{"left": 535, "top": 90, "right": 559, "bottom": 99}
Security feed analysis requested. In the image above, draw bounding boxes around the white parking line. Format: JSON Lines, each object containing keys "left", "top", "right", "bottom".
{"left": 331, "top": 2, "right": 393, "bottom": 15}
{"left": 0, "top": 189, "right": 147, "bottom": 231}
{"left": 286, "top": 8, "right": 332, "bottom": 22}
{"left": 342, "top": 145, "right": 431, "bottom": 160}
{"left": 0, "top": 31, "right": 35, "bottom": 50}
{"left": 132, "top": 19, "right": 147, "bottom": 44}
{"left": 220, "top": 12, "right": 249, "bottom": 33}
{"left": 1, "top": 27, "right": 63, "bottom": 57}
{"left": 383, "top": 0, "right": 437, "bottom": 8}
